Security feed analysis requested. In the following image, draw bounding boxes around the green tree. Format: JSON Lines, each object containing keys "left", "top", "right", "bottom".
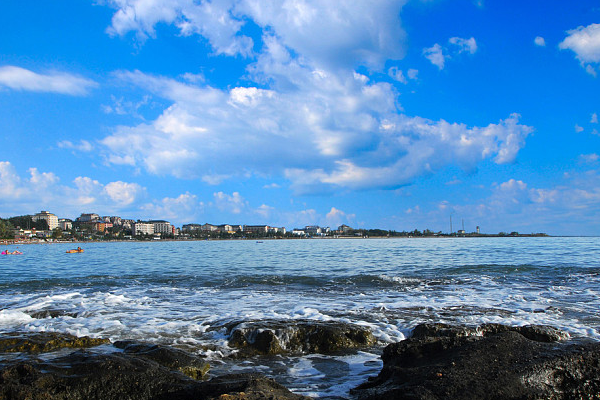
{"left": 0, "top": 219, "right": 14, "bottom": 239}
{"left": 51, "top": 227, "right": 63, "bottom": 239}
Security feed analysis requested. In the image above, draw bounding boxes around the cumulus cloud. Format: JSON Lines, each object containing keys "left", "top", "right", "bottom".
{"left": 103, "top": 181, "right": 145, "bottom": 206}
{"left": 97, "top": 3, "right": 527, "bottom": 196}
{"left": 325, "top": 207, "right": 355, "bottom": 228}
{"left": 423, "top": 43, "right": 446, "bottom": 69}
{"left": 449, "top": 37, "right": 477, "bottom": 54}
{"left": 424, "top": 37, "right": 477, "bottom": 69}
{"left": 104, "top": 0, "right": 408, "bottom": 70}
{"left": 388, "top": 67, "right": 418, "bottom": 83}
{"left": 284, "top": 113, "right": 532, "bottom": 193}
{"left": 534, "top": 36, "right": 546, "bottom": 47}
{"left": 0, "top": 66, "right": 97, "bottom": 95}
{"left": 560, "top": 23, "right": 600, "bottom": 75}
{"left": 213, "top": 191, "right": 247, "bottom": 214}
{"left": 101, "top": 69, "right": 531, "bottom": 194}
{"left": 142, "top": 192, "right": 203, "bottom": 223}
{"left": 0, "top": 161, "right": 146, "bottom": 217}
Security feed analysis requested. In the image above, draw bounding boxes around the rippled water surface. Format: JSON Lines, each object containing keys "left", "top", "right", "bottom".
{"left": 1, "top": 237, "right": 599, "bottom": 397}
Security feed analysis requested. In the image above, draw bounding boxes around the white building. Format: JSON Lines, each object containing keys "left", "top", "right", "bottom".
{"left": 32, "top": 211, "right": 59, "bottom": 230}
{"left": 133, "top": 222, "right": 154, "bottom": 236}
{"left": 268, "top": 226, "right": 286, "bottom": 234}
{"left": 304, "top": 226, "right": 322, "bottom": 235}
{"left": 151, "top": 220, "right": 173, "bottom": 236}
{"left": 58, "top": 218, "right": 72, "bottom": 231}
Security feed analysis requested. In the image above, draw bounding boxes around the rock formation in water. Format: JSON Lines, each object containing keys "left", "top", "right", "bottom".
{"left": 226, "top": 319, "right": 376, "bottom": 356}
{"left": 2, "top": 323, "right": 600, "bottom": 400}
{"left": 352, "top": 323, "right": 600, "bottom": 400}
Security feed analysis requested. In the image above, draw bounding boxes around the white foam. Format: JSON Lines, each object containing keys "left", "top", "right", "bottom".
{"left": 0, "top": 310, "right": 32, "bottom": 328}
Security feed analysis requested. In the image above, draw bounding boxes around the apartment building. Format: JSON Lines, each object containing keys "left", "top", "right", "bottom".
{"left": 32, "top": 211, "right": 59, "bottom": 230}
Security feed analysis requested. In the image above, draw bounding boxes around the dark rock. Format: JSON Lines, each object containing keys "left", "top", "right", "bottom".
{"left": 0, "top": 352, "right": 307, "bottom": 400}
{"left": 0, "top": 332, "right": 307, "bottom": 400}
{"left": 28, "top": 309, "right": 78, "bottom": 319}
{"left": 410, "top": 323, "right": 569, "bottom": 343}
{"left": 353, "top": 323, "right": 600, "bottom": 400}
{"left": 114, "top": 340, "right": 210, "bottom": 380}
{"left": 181, "top": 373, "right": 310, "bottom": 400}
{"left": 0, "top": 332, "right": 109, "bottom": 354}
{"left": 227, "top": 320, "right": 376, "bottom": 356}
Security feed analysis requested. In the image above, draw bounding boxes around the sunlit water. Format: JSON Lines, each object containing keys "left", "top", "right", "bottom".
{"left": 1, "top": 237, "right": 599, "bottom": 398}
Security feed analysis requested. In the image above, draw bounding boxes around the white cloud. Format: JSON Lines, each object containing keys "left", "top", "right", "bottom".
{"left": 580, "top": 153, "right": 599, "bottom": 164}
{"left": 325, "top": 207, "right": 355, "bottom": 228}
{"left": 423, "top": 43, "right": 446, "bottom": 69}
{"left": 213, "top": 191, "right": 247, "bottom": 214}
{"left": 387, "top": 67, "right": 417, "bottom": 84}
{"left": 202, "top": 174, "right": 231, "bottom": 185}
{"left": 98, "top": 4, "right": 528, "bottom": 196}
{"left": 255, "top": 204, "right": 274, "bottom": 219}
{"left": 449, "top": 37, "right": 477, "bottom": 54}
{"left": 560, "top": 23, "right": 600, "bottom": 75}
{"left": 285, "top": 113, "right": 532, "bottom": 193}
{"left": 575, "top": 124, "right": 584, "bottom": 133}
{"left": 103, "top": 181, "right": 145, "bottom": 206}
{"left": 0, "top": 161, "right": 146, "bottom": 217}
{"left": 57, "top": 140, "right": 94, "bottom": 152}
{"left": 263, "top": 183, "right": 280, "bottom": 189}
{"left": 104, "top": 0, "right": 408, "bottom": 70}
{"left": 591, "top": 113, "right": 598, "bottom": 124}
{"left": 400, "top": 171, "right": 600, "bottom": 235}
{"left": 534, "top": 36, "right": 546, "bottom": 47}
{"left": 142, "top": 192, "right": 203, "bottom": 223}
{"left": 0, "top": 66, "right": 97, "bottom": 96}
{"left": 424, "top": 37, "right": 477, "bottom": 70}
{"left": 388, "top": 67, "right": 407, "bottom": 83}
{"left": 102, "top": 71, "right": 531, "bottom": 193}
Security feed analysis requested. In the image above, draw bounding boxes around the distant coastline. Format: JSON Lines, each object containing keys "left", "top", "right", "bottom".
{"left": 0, "top": 232, "right": 554, "bottom": 247}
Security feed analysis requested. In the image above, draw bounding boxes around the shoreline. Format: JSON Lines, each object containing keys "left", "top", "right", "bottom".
{"left": 1, "top": 234, "right": 573, "bottom": 247}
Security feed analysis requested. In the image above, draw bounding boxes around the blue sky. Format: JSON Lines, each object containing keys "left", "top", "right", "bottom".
{"left": 1, "top": 0, "right": 599, "bottom": 235}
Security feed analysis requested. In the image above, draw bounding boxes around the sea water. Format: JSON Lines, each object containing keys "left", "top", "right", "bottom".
{"left": 1, "top": 237, "right": 599, "bottom": 397}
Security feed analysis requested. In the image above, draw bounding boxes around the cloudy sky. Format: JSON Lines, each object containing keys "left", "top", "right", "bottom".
{"left": 1, "top": 0, "right": 599, "bottom": 235}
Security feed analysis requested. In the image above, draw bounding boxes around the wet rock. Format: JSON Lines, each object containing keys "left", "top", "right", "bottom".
{"left": 0, "top": 332, "right": 109, "bottom": 354}
{"left": 0, "top": 352, "right": 307, "bottom": 400}
{"left": 28, "top": 309, "right": 78, "bottom": 319}
{"left": 353, "top": 323, "right": 600, "bottom": 400}
{"left": 227, "top": 320, "right": 376, "bottom": 356}
{"left": 114, "top": 340, "right": 210, "bottom": 380}
{"left": 185, "top": 373, "right": 309, "bottom": 400}
{"left": 410, "top": 323, "right": 569, "bottom": 343}
{"left": 0, "top": 332, "right": 306, "bottom": 400}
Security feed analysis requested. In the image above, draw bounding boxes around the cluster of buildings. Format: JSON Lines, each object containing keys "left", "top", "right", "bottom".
{"left": 17, "top": 211, "right": 353, "bottom": 241}
{"left": 24, "top": 211, "right": 176, "bottom": 239}
{"left": 181, "top": 223, "right": 286, "bottom": 235}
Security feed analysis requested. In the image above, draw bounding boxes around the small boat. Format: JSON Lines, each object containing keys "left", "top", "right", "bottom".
{"left": 66, "top": 248, "right": 84, "bottom": 253}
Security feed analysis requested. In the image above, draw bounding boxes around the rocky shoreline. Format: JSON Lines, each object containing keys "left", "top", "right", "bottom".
{"left": 2, "top": 322, "right": 599, "bottom": 400}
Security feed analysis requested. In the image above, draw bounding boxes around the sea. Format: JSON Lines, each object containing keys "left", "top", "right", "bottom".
{"left": 1, "top": 237, "right": 599, "bottom": 398}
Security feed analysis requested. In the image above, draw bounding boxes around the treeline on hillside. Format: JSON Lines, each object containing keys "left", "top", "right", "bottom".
{"left": 0, "top": 216, "right": 49, "bottom": 239}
